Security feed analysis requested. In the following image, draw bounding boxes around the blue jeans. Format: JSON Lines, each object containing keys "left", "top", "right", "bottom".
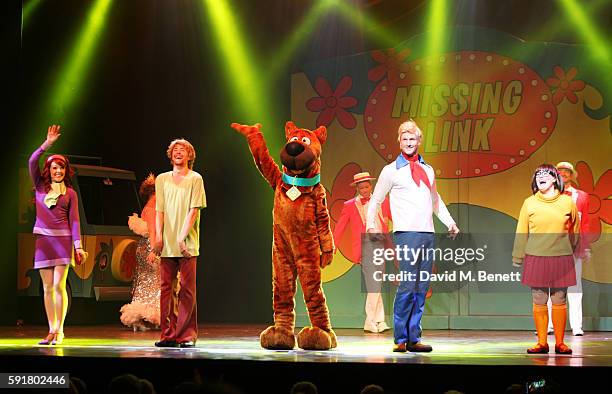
{"left": 393, "top": 231, "right": 434, "bottom": 345}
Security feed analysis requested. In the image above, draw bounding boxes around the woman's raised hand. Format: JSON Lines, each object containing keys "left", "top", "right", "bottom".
{"left": 46, "top": 125, "right": 61, "bottom": 144}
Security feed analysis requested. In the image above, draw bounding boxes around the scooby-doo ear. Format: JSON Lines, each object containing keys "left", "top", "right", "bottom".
{"left": 285, "top": 121, "right": 298, "bottom": 140}
{"left": 313, "top": 125, "right": 327, "bottom": 145}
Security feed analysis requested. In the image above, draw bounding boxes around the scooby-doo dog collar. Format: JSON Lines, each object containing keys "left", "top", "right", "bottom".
{"left": 282, "top": 173, "right": 321, "bottom": 201}
{"left": 281, "top": 173, "right": 321, "bottom": 187}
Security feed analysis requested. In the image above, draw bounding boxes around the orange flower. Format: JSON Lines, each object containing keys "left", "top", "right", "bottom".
{"left": 368, "top": 48, "right": 411, "bottom": 84}
{"left": 306, "top": 76, "right": 358, "bottom": 129}
{"left": 546, "top": 66, "right": 585, "bottom": 105}
{"left": 575, "top": 161, "right": 612, "bottom": 243}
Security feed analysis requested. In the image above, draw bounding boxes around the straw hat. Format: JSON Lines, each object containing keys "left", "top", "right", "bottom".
{"left": 556, "top": 161, "right": 577, "bottom": 179}
{"left": 350, "top": 172, "right": 376, "bottom": 185}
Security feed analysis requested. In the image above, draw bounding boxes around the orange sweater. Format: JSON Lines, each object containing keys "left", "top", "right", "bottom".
{"left": 512, "top": 191, "right": 579, "bottom": 263}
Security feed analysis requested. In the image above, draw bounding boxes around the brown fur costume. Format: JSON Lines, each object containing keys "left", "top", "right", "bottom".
{"left": 231, "top": 121, "right": 337, "bottom": 350}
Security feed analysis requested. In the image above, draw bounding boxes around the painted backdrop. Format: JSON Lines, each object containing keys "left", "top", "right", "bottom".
{"left": 291, "top": 27, "right": 611, "bottom": 330}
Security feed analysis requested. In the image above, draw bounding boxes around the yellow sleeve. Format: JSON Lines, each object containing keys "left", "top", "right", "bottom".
{"left": 570, "top": 201, "right": 580, "bottom": 248}
{"left": 155, "top": 175, "right": 165, "bottom": 213}
{"left": 190, "top": 175, "right": 206, "bottom": 209}
{"left": 512, "top": 199, "right": 529, "bottom": 264}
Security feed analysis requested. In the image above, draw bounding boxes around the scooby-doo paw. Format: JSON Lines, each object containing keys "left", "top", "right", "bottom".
{"left": 320, "top": 251, "right": 334, "bottom": 268}
{"left": 259, "top": 325, "right": 295, "bottom": 350}
{"left": 230, "top": 122, "right": 261, "bottom": 137}
{"left": 327, "top": 329, "right": 337, "bottom": 348}
{"left": 297, "top": 326, "right": 335, "bottom": 350}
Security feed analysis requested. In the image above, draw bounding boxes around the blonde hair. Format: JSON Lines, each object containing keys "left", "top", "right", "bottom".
{"left": 166, "top": 139, "right": 196, "bottom": 169}
{"left": 397, "top": 120, "right": 422, "bottom": 141}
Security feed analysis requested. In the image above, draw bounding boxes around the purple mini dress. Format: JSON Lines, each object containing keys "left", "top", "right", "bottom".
{"left": 29, "top": 146, "right": 82, "bottom": 269}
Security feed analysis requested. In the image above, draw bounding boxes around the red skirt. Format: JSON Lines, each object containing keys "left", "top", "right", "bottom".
{"left": 522, "top": 254, "right": 576, "bottom": 288}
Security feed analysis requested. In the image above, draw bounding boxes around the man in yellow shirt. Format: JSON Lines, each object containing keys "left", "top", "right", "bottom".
{"left": 153, "top": 139, "right": 206, "bottom": 348}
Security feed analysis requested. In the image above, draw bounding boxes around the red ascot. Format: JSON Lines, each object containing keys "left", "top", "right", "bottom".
{"left": 360, "top": 196, "right": 371, "bottom": 204}
{"left": 403, "top": 152, "right": 431, "bottom": 190}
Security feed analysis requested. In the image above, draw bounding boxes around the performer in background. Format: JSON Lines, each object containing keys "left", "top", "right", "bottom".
{"left": 29, "top": 125, "right": 88, "bottom": 345}
{"left": 513, "top": 164, "right": 579, "bottom": 354}
{"left": 333, "top": 171, "right": 392, "bottom": 333}
{"left": 366, "top": 120, "right": 459, "bottom": 353}
{"left": 544, "top": 162, "right": 590, "bottom": 336}
{"left": 152, "top": 139, "right": 206, "bottom": 348}
{"left": 121, "top": 174, "right": 174, "bottom": 331}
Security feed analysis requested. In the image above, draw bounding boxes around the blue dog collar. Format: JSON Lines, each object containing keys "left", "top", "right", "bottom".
{"left": 282, "top": 173, "right": 321, "bottom": 187}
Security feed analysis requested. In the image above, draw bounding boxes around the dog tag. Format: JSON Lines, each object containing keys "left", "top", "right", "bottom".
{"left": 286, "top": 186, "right": 301, "bottom": 201}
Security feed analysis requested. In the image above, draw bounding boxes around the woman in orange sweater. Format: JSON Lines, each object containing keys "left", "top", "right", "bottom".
{"left": 120, "top": 174, "right": 162, "bottom": 330}
{"left": 513, "top": 164, "right": 579, "bottom": 354}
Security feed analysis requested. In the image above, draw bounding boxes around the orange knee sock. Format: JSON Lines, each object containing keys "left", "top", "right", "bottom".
{"left": 533, "top": 304, "right": 549, "bottom": 346}
{"left": 551, "top": 303, "right": 568, "bottom": 345}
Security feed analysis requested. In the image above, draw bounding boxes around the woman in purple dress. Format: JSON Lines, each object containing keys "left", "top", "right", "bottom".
{"left": 29, "top": 125, "right": 87, "bottom": 345}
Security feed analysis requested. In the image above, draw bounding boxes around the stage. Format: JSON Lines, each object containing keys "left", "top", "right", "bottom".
{"left": 1, "top": 325, "right": 610, "bottom": 393}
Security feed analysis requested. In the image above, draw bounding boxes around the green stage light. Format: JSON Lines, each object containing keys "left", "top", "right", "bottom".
{"left": 334, "top": 0, "right": 398, "bottom": 47}
{"left": 425, "top": 0, "right": 446, "bottom": 59}
{"left": 203, "top": 0, "right": 266, "bottom": 121}
{"left": 493, "top": 0, "right": 611, "bottom": 72}
{"left": 203, "top": 0, "right": 283, "bottom": 159}
{"left": 21, "top": 0, "right": 43, "bottom": 28}
{"left": 529, "top": 0, "right": 609, "bottom": 43}
{"left": 558, "top": 0, "right": 611, "bottom": 62}
{"left": 265, "top": 0, "right": 334, "bottom": 85}
{"left": 423, "top": 0, "right": 447, "bottom": 88}
{"left": 46, "top": 0, "right": 112, "bottom": 120}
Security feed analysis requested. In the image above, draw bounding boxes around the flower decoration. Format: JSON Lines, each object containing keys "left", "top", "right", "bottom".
{"left": 546, "top": 66, "right": 586, "bottom": 105}
{"left": 575, "top": 161, "right": 611, "bottom": 243}
{"left": 368, "top": 48, "right": 411, "bottom": 83}
{"left": 306, "top": 76, "right": 358, "bottom": 129}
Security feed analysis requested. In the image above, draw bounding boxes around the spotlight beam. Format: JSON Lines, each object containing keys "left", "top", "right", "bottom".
{"left": 557, "top": 0, "right": 610, "bottom": 62}
{"left": 203, "top": 0, "right": 267, "bottom": 121}
{"left": 265, "top": 0, "right": 333, "bottom": 85}
{"left": 422, "top": 0, "right": 447, "bottom": 89}
{"left": 21, "top": 0, "right": 44, "bottom": 29}
{"left": 46, "top": 0, "right": 113, "bottom": 121}
{"left": 425, "top": 0, "right": 446, "bottom": 60}
{"left": 203, "top": 0, "right": 283, "bottom": 157}
{"left": 333, "top": 0, "right": 399, "bottom": 47}
{"left": 530, "top": 0, "right": 609, "bottom": 43}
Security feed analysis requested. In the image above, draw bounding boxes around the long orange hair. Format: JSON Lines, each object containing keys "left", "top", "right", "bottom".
{"left": 40, "top": 154, "right": 75, "bottom": 192}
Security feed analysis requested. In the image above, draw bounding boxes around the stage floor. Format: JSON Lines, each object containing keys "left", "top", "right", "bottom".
{"left": 1, "top": 325, "right": 611, "bottom": 367}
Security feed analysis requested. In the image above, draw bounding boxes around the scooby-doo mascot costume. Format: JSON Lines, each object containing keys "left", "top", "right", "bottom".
{"left": 231, "top": 121, "right": 337, "bottom": 350}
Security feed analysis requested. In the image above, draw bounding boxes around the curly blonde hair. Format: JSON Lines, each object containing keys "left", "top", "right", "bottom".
{"left": 166, "top": 139, "right": 196, "bottom": 169}
{"left": 397, "top": 119, "right": 423, "bottom": 142}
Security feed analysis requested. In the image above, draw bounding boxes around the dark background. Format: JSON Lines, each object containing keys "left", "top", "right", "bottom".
{"left": 1, "top": 0, "right": 610, "bottom": 326}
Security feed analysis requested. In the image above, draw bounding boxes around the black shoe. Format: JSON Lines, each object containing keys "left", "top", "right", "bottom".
{"left": 178, "top": 341, "right": 196, "bottom": 348}
{"left": 407, "top": 342, "right": 433, "bottom": 352}
{"left": 155, "top": 340, "right": 177, "bottom": 347}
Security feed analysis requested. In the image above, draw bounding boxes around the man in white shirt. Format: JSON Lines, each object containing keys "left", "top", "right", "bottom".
{"left": 366, "top": 120, "right": 459, "bottom": 352}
